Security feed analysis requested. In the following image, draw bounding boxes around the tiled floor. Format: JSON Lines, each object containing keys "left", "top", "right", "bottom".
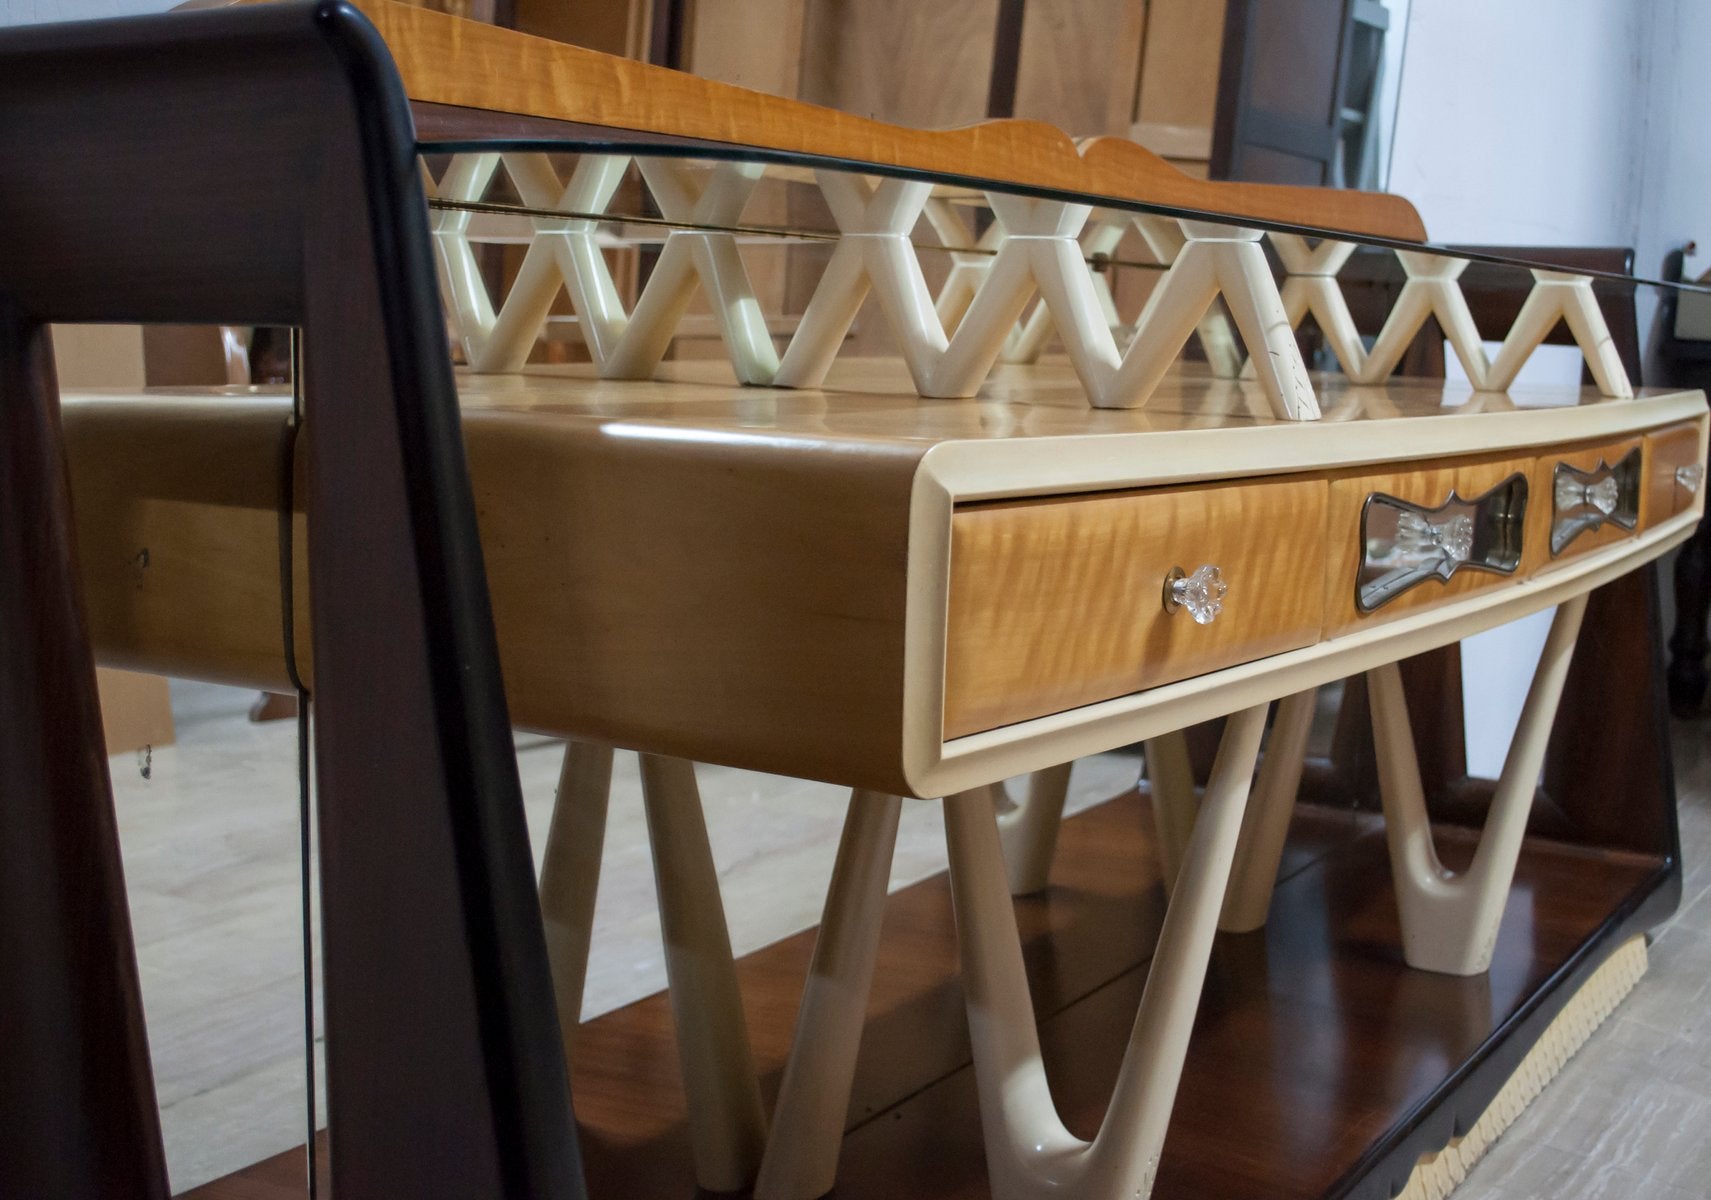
{"left": 114, "top": 683, "right": 1711, "bottom": 1197}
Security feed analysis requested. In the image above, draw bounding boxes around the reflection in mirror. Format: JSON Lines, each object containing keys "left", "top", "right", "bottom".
{"left": 1358, "top": 475, "right": 1528, "bottom": 612}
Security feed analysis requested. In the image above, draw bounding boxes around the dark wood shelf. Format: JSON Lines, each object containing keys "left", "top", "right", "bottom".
{"left": 187, "top": 789, "right": 1669, "bottom": 1200}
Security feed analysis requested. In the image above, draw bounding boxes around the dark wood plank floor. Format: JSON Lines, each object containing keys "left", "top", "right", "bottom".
{"left": 185, "top": 790, "right": 1658, "bottom": 1200}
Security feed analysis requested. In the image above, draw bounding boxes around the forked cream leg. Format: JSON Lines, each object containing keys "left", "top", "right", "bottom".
{"left": 1366, "top": 595, "right": 1589, "bottom": 976}
{"left": 638, "top": 754, "right": 768, "bottom": 1192}
{"left": 536, "top": 739, "right": 615, "bottom": 1061}
{"left": 996, "top": 763, "right": 1074, "bottom": 896}
{"left": 754, "top": 790, "right": 902, "bottom": 1200}
{"left": 1143, "top": 729, "right": 1198, "bottom": 890}
{"left": 1219, "top": 688, "right": 1318, "bottom": 933}
{"left": 944, "top": 707, "right": 1268, "bottom": 1200}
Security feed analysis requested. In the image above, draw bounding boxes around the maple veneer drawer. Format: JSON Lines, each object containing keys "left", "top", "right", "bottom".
{"left": 942, "top": 478, "right": 1328, "bottom": 739}
{"left": 1325, "top": 454, "right": 1535, "bottom": 636}
{"left": 1643, "top": 420, "right": 1706, "bottom": 527}
{"left": 1534, "top": 436, "right": 1643, "bottom": 564}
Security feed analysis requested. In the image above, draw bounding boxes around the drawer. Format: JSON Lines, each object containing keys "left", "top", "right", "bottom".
{"left": 1537, "top": 437, "right": 1642, "bottom": 562}
{"left": 943, "top": 478, "right": 1327, "bottom": 739}
{"left": 1642, "top": 420, "right": 1705, "bottom": 527}
{"left": 1325, "top": 455, "right": 1534, "bottom": 636}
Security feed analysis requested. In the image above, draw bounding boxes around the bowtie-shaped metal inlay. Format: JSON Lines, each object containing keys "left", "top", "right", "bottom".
{"left": 1550, "top": 449, "right": 1640, "bottom": 555}
{"left": 1357, "top": 475, "right": 1528, "bottom": 612}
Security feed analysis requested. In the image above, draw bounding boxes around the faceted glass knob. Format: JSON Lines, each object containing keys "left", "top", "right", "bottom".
{"left": 1164, "top": 564, "right": 1227, "bottom": 624}
{"left": 1394, "top": 511, "right": 1474, "bottom": 566}
{"left": 1554, "top": 472, "right": 1620, "bottom": 516}
{"left": 1678, "top": 464, "right": 1705, "bottom": 495}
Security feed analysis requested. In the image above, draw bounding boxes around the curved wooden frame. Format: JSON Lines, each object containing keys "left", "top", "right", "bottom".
{"left": 335, "top": 0, "right": 1426, "bottom": 244}
{"left": 0, "top": 5, "right": 583, "bottom": 1197}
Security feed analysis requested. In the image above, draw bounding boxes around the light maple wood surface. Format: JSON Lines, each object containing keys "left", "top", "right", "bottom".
{"left": 1643, "top": 420, "right": 1705, "bottom": 528}
{"left": 61, "top": 360, "right": 1706, "bottom": 795}
{"left": 944, "top": 478, "right": 1327, "bottom": 739}
{"left": 331, "top": 0, "right": 1428, "bottom": 243}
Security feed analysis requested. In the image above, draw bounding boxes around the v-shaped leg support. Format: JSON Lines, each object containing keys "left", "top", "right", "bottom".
{"left": 1133, "top": 215, "right": 1243, "bottom": 378}
{"left": 425, "top": 152, "right": 502, "bottom": 364}
{"left": 606, "top": 158, "right": 779, "bottom": 382}
{"left": 755, "top": 790, "right": 902, "bottom": 1200}
{"left": 1139, "top": 690, "right": 1319, "bottom": 933}
{"left": 1142, "top": 727, "right": 1199, "bottom": 891}
{"left": 995, "top": 763, "right": 1075, "bottom": 895}
{"left": 464, "top": 152, "right": 632, "bottom": 372}
{"left": 945, "top": 706, "right": 1269, "bottom": 1200}
{"left": 536, "top": 740, "right": 615, "bottom": 1063}
{"left": 1485, "top": 270, "right": 1633, "bottom": 397}
{"left": 1366, "top": 595, "right": 1589, "bottom": 975}
{"left": 1220, "top": 687, "right": 1320, "bottom": 933}
{"left": 1264, "top": 233, "right": 1365, "bottom": 376}
{"left": 1356, "top": 250, "right": 1491, "bottom": 387}
{"left": 537, "top": 748, "right": 766, "bottom": 1191}
{"left": 1041, "top": 220, "right": 1318, "bottom": 418}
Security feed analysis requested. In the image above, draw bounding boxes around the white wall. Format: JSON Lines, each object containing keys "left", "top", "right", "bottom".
{"left": 1, "top": 0, "right": 174, "bottom": 24}
{"left": 1387, "top": 0, "right": 1652, "bottom": 245}
{"left": 1635, "top": 0, "right": 1711, "bottom": 355}
{"left": 1382, "top": 0, "right": 1705, "bottom": 772}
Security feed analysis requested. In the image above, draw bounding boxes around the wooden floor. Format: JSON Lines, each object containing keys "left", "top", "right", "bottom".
{"left": 106, "top": 674, "right": 1711, "bottom": 1198}
{"left": 183, "top": 788, "right": 1671, "bottom": 1200}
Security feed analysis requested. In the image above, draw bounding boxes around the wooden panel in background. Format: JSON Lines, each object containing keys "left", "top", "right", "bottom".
{"left": 797, "top": 0, "right": 996, "bottom": 128}
{"left": 1133, "top": 0, "right": 1226, "bottom": 174}
{"left": 361, "top": 1, "right": 1429, "bottom": 241}
{"left": 1014, "top": 0, "right": 1148, "bottom": 137}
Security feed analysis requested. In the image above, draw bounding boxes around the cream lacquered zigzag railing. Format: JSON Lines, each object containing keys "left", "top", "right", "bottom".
{"left": 424, "top": 153, "right": 1633, "bottom": 423}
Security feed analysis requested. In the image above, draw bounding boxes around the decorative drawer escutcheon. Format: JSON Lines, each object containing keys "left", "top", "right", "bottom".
{"left": 1357, "top": 475, "right": 1528, "bottom": 613}
{"left": 1550, "top": 448, "right": 1640, "bottom": 555}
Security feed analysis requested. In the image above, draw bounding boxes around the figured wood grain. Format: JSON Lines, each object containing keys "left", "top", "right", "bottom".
{"left": 462, "top": 405, "right": 924, "bottom": 792}
{"left": 1324, "top": 453, "right": 1542, "bottom": 637}
{"left": 61, "top": 367, "right": 1706, "bottom": 792}
{"left": 1643, "top": 419, "right": 1705, "bottom": 528}
{"left": 943, "top": 477, "right": 1328, "bottom": 739}
{"left": 337, "top": 0, "right": 1429, "bottom": 242}
{"left": 1536, "top": 435, "right": 1645, "bottom": 563}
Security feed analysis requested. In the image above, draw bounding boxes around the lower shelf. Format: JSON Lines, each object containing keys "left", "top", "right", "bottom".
{"left": 185, "top": 790, "right": 1671, "bottom": 1200}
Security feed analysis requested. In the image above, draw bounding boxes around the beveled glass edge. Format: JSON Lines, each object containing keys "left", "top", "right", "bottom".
{"left": 415, "top": 136, "right": 1710, "bottom": 295}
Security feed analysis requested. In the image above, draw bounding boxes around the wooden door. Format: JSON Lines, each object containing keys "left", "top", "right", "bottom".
{"left": 1210, "top": 0, "right": 1356, "bottom": 184}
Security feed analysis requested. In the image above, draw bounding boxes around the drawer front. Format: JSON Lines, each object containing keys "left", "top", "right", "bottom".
{"left": 943, "top": 478, "right": 1327, "bottom": 739}
{"left": 1643, "top": 420, "right": 1705, "bottom": 527}
{"left": 1325, "top": 455, "right": 1535, "bottom": 636}
{"left": 1537, "top": 437, "right": 1643, "bottom": 563}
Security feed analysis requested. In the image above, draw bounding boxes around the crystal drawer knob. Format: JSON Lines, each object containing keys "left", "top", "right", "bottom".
{"left": 1163, "top": 564, "right": 1226, "bottom": 624}
{"left": 1678, "top": 464, "right": 1705, "bottom": 495}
